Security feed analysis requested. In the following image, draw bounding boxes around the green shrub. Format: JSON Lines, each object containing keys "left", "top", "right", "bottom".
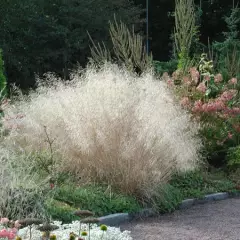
{"left": 45, "top": 199, "right": 79, "bottom": 223}
{"left": 53, "top": 184, "right": 141, "bottom": 218}
{"left": 227, "top": 146, "right": 240, "bottom": 171}
{"left": 213, "top": 6, "right": 240, "bottom": 79}
{"left": 153, "top": 60, "right": 178, "bottom": 76}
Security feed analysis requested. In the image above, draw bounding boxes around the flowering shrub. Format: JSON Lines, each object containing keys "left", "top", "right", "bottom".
{"left": 0, "top": 218, "right": 20, "bottom": 240}
{"left": 166, "top": 60, "right": 240, "bottom": 165}
{"left": 18, "top": 221, "right": 132, "bottom": 240}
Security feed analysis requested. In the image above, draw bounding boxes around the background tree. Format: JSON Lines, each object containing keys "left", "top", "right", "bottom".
{"left": 0, "top": 0, "right": 143, "bottom": 89}
{"left": 0, "top": 50, "right": 7, "bottom": 98}
{"left": 0, "top": 0, "right": 239, "bottom": 89}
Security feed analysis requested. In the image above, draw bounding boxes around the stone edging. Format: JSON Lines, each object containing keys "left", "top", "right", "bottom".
{"left": 98, "top": 191, "right": 240, "bottom": 226}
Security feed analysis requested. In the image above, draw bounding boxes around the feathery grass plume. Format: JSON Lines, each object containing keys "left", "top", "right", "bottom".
{"left": 2, "top": 63, "right": 202, "bottom": 199}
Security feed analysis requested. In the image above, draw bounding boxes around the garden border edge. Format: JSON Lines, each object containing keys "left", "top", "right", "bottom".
{"left": 98, "top": 191, "right": 240, "bottom": 226}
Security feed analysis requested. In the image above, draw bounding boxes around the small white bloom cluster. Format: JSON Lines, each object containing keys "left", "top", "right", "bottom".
{"left": 18, "top": 221, "right": 132, "bottom": 240}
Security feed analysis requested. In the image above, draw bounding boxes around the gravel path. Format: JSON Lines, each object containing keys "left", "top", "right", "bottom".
{"left": 120, "top": 198, "right": 240, "bottom": 240}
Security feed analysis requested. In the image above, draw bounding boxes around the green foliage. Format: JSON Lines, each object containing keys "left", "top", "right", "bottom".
{"left": 198, "top": 53, "right": 214, "bottom": 77}
{"left": 170, "top": 170, "right": 237, "bottom": 199}
{"left": 52, "top": 184, "right": 141, "bottom": 218}
{"left": 174, "top": 0, "right": 197, "bottom": 70}
{"left": 151, "top": 184, "right": 183, "bottom": 213}
{"left": 45, "top": 199, "right": 79, "bottom": 223}
{"left": 227, "top": 145, "right": 240, "bottom": 170}
{"left": 177, "top": 50, "right": 189, "bottom": 70}
{"left": 213, "top": 6, "right": 240, "bottom": 79}
{"left": 171, "top": 171, "right": 206, "bottom": 198}
{"left": 0, "top": 0, "right": 143, "bottom": 89}
{"left": 153, "top": 60, "right": 178, "bottom": 76}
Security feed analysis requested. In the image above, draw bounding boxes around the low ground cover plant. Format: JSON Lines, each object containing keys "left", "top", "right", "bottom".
{"left": 46, "top": 184, "right": 141, "bottom": 223}
{"left": 170, "top": 170, "right": 237, "bottom": 199}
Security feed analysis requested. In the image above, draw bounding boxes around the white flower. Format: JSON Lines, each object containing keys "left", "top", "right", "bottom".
{"left": 18, "top": 221, "right": 132, "bottom": 240}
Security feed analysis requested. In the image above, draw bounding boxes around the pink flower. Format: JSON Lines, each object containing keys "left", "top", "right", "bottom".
{"left": 228, "top": 78, "right": 237, "bottom": 85}
{"left": 0, "top": 229, "right": 9, "bottom": 238}
{"left": 182, "top": 76, "right": 191, "bottom": 86}
{"left": 214, "top": 73, "right": 223, "bottom": 83}
{"left": 8, "top": 232, "right": 16, "bottom": 240}
{"left": 196, "top": 82, "right": 207, "bottom": 93}
{"left": 180, "top": 97, "right": 191, "bottom": 108}
{"left": 204, "top": 75, "right": 211, "bottom": 81}
{"left": 189, "top": 67, "right": 200, "bottom": 85}
{"left": 192, "top": 100, "right": 203, "bottom": 112}
{"left": 0, "top": 218, "right": 9, "bottom": 224}
{"left": 219, "top": 90, "right": 237, "bottom": 102}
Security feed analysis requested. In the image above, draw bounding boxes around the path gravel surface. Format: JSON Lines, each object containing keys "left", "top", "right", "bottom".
{"left": 120, "top": 198, "right": 240, "bottom": 240}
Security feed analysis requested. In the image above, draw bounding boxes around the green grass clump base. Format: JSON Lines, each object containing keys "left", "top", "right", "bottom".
{"left": 46, "top": 184, "right": 141, "bottom": 223}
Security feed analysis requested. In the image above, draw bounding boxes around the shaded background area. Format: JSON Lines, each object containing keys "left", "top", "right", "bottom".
{"left": 0, "top": 0, "right": 239, "bottom": 89}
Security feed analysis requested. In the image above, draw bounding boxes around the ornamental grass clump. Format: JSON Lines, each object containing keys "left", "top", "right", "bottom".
{"left": 0, "top": 147, "right": 50, "bottom": 219}
{"left": 1, "top": 63, "right": 202, "bottom": 198}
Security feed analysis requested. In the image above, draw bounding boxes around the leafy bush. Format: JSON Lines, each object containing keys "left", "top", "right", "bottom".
{"left": 213, "top": 6, "right": 240, "bottom": 80}
{"left": 153, "top": 60, "right": 178, "bottom": 76}
{"left": 167, "top": 60, "right": 240, "bottom": 166}
{"left": 52, "top": 184, "right": 141, "bottom": 218}
{"left": 1, "top": 63, "right": 202, "bottom": 200}
{"left": 227, "top": 145, "right": 240, "bottom": 171}
{"left": 45, "top": 199, "right": 79, "bottom": 223}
